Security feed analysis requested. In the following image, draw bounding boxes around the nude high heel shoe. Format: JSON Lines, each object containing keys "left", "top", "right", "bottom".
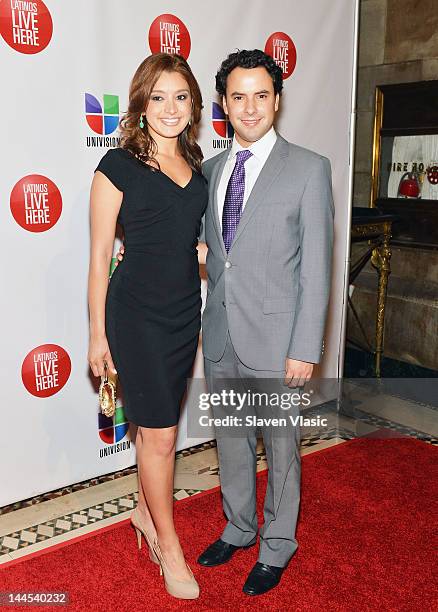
{"left": 152, "top": 541, "right": 200, "bottom": 600}
{"left": 130, "top": 507, "right": 160, "bottom": 565}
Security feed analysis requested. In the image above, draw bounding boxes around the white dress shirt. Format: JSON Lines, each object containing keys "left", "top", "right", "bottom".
{"left": 217, "top": 127, "right": 277, "bottom": 230}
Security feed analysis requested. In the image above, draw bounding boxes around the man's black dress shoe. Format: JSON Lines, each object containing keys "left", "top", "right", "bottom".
{"left": 197, "top": 538, "right": 256, "bottom": 567}
{"left": 242, "top": 562, "right": 285, "bottom": 595}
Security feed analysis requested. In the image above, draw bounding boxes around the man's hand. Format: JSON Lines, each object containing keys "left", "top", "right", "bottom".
{"left": 197, "top": 241, "right": 208, "bottom": 266}
{"left": 284, "top": 358, "right": 313, "bottom": 388}
{"left": 114, "top": 244, "right": 124, "bottom": 266}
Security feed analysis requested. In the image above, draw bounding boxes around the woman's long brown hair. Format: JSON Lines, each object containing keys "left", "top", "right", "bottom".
{"left": 120, "top": 53, "right": 203, "bottom": 173}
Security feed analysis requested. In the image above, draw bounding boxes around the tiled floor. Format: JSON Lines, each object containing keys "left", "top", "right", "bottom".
{"left": 1, "top": 380, "right": 436, "bottom": 566}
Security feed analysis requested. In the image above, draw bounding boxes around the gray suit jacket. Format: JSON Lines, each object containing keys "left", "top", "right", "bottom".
{"left": 200, "top": 133, "right": 334, "bottom": 371}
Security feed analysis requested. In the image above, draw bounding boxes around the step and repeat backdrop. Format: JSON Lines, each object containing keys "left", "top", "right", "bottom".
{"left": 1, "top": 0, "right": 358, "bottom": 506}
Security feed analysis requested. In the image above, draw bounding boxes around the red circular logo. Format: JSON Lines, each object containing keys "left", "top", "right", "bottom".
{"left": 22, "top": 344, "right": 71, "bottom": 398}
{"left": 265, "top": 32, "right": 297, "bottom": 80}
{"left": 148, "top": 14, "right": 191, "bottom": 59}
{"left": 10, "top": 174, "right": 62, "bottom": 232}
{"left": 0, "top": 0, "right": 53, "bottom": 54}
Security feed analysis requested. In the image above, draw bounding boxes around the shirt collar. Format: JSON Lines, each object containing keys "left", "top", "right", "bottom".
{"left": 228, "top": 127, "right": 277, "bottom": 163}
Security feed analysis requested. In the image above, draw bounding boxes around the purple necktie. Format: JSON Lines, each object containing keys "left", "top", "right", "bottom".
{"left": 222, "top": 149, "right": 253, "bottom": 252}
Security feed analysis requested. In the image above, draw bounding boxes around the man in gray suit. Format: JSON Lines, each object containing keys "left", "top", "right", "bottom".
{"left": 197, "top": 50, "right": 334, "bottom": 595}
{"left": 116, "top": 49, "right": 334, "bottom": 595}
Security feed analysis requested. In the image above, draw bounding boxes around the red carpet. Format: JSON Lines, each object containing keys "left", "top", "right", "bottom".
{"left": 1, "top": 437, "right": 437, "bottom": 611}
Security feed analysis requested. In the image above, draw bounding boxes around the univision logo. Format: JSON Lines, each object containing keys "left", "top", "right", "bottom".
{"left": 212, "top": 102, "right": 233, "bottom": 138}
{"left": 212, "top": 102, "right": 233, "bottom": 150}
{"left": 98, "top": 406, "right": 131, "bottom": 458}
{"left": 85, "top": 93, "right": 121, "bottom": 148}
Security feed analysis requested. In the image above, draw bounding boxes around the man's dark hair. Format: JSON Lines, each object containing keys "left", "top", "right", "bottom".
{"left": 215, "top": 49, "right": 283, "bottom": 97}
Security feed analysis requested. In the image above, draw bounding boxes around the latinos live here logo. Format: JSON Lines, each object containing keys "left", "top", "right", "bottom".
{"left": 265, "top": 32, "right": 297, "bottom": 79}
{"left": 0, "top": 0, "right": 53, "bottom": 54}
{"left": 149, "top": 14, "right": 191, "bottom": 59}
{"left": 10, "top": 174, "right": 62, "bottom": 232}
{"left": 21, "top": 344, "right": 71, "bottom": 398}
{"left": 85, "top": 93, "right": 120, "bottom": 148}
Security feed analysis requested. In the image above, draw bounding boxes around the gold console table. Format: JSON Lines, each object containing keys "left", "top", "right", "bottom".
{"left": 349, "top": 209, "right": 397, "bottom": 377}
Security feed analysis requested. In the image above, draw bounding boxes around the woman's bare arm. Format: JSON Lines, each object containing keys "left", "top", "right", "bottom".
{"left": 87, "top": 171, "right": 122, "bottom": 377}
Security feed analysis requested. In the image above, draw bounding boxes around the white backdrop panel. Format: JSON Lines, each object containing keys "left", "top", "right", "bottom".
{"left": 1, "top": 0, "right": 357, "bottom": 506}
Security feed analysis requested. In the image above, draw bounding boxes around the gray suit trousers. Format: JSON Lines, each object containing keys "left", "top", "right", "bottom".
{"left": 204, "top": 333, "right": 301, "bottom": 567}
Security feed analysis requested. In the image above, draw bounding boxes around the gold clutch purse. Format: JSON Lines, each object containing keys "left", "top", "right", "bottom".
{"left": 99, "top": 361, "right": 117, "bottom": 418}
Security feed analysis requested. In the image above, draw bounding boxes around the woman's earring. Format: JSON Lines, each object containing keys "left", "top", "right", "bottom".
{"left": 139, "top": 114, "right": 145, "bottom": 129}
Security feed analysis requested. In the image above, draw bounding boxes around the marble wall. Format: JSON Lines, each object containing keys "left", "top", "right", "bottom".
{"left": 354, "top": 0, "right": 438, "bottom": 206}
{"left": 348, "top": 0, "right": 438, "bottom": 371}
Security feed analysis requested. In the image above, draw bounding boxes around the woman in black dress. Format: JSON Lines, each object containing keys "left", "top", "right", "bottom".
{"left": 87, "top": 54, "right": 207, "bottom": 600}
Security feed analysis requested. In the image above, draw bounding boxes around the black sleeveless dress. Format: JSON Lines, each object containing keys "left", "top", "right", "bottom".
{"left": 95, "top": 147, "right": 208, "bottom": 428}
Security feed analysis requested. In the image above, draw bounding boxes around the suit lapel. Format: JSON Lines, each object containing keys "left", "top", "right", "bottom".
{"left": 209, "top": 153, "right": 228, "bottom": 258}
{"left": 230, "top": 135, "right": 289, "bottom": 251}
